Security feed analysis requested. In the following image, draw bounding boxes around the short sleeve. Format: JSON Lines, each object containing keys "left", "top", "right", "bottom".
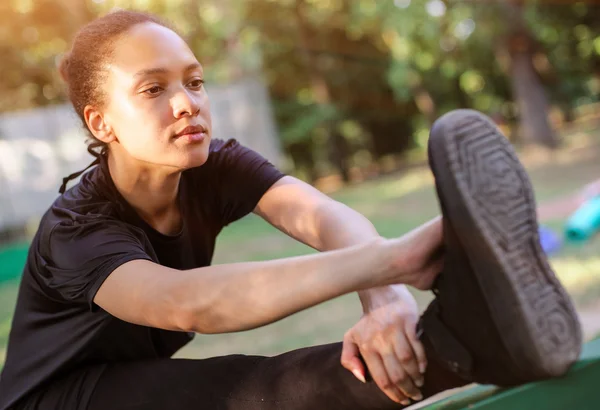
{"left": 39, "top": 219, "right": 155, "bottom": 311}
{"left": 209, "top": 139, "right": 285, "bottom": 226}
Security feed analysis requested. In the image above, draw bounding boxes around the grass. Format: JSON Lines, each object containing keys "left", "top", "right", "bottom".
{"left": 1, "top": 131, "right": 600, "bottom": 367}
{"left": 0, "top": 280, "right": 19, "bottom": 365}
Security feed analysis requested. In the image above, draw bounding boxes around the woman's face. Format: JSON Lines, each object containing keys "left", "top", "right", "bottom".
{"left": 99, "top": 22, "right": 212, "bottom": 170}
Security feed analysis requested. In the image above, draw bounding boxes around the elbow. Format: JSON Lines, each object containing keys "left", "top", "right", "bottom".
{"left": 155, "top": 274, "right": 220, "bottom": 333}
{"left": 171, "top": 305, "right": 201, "bottom": 333}
{"left": 173, "top": 303, "right": 257, "bottom": 334}
{"left": 170, "top": 300, "right": 210, "bottom": 334}
{"left": 170, "top": 297, "right": 230, "bottom": 334}
{"left": 158, "top": 274, "right": 249, "bottom": 334}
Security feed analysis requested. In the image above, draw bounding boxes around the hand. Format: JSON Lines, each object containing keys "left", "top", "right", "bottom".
{"left": 380, "top": 216, "right": 444, "bottom": 290}
{"left": 341, "top": 287, "right": 426, "bottom": 405}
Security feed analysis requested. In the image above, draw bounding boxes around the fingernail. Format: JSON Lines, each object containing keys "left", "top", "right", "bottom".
{"left": 416, "top": 378, "right": 424, "bottom": 387}
{"left": 413, "top": 393, "right": 423, "bottom": 401}
{"left": 401, "top": 400, "right": 411, "bottom": 406}
{"left": 352, "top": 369, "right": 366, "bottom": 383}
{"left": 419, "top": 363, "right": 427, "bottom": 374}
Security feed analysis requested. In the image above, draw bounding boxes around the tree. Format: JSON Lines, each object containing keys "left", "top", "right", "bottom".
{"left": 499, "top": 0, "right": 559, "bottom": 148}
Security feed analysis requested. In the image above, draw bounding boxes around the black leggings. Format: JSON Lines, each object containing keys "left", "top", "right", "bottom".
{"left": 18, "top": 342, "right": 466, "bottom": 410}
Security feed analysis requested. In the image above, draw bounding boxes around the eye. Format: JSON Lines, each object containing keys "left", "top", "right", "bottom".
{"left": 143, "top": 85, "right": 163, "bottom": 96}
{"left": 188, "top": 79, "right": 204, "bottom": 90}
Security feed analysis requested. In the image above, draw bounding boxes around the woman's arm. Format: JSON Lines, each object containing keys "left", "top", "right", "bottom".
{"left": 94, "top": 218, "right": 442, "bottom": 333}
{"left": 94, "top": 217, "right": 442, "bottom": 334}
{"left": 253, "top": 176, "right": 415, "bottom": 307}
{"left": 254, "top": 176, "right": 437, "bottom": 403}
{"left": 253, "top": 176, "right": 379, "bottom": 251}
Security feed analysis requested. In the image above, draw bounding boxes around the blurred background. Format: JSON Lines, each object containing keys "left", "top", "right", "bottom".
{"left": 1, "top": 0, "right": 599, "bottom": 371}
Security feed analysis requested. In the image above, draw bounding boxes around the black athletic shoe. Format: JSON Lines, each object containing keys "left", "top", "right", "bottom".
{"left": 418, "top": 109, "right": 582, "bottom": 387}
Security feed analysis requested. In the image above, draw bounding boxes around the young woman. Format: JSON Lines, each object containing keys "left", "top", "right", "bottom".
{"left": 0, "top": 10, "right": 452, "bottom": 410}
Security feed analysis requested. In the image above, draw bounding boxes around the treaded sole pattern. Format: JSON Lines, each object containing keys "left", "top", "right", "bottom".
{"left": 433, "top": 110, "right": 581, "bottom": 378}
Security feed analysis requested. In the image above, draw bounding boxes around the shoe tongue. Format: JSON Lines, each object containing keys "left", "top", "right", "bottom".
{"left": 420, "top": 301, "right": 474, "bottom": 381}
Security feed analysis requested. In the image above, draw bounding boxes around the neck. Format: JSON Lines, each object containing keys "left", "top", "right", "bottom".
{"left": 107, "top": 152, "right": 182, "bottom": 235}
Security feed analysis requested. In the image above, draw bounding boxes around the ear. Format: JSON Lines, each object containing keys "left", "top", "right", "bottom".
{"left": 83, "top": 105, "right": 117, "bottom": 144}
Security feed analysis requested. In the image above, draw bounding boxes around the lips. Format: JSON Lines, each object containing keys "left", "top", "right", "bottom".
{"left": 175, "top": 125, "right": 206, "bottom": 138}
{"left": 173, "top": 125, "right": 208, "bottom": 144}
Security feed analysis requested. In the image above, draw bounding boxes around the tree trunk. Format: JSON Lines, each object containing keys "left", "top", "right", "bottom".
{"left": 504, "top": 1, "right": 559, "bottom": 148}
{"left": 329, "top": 132, "right": 351, "bottom": 183}
{"left": 509, "top": 44, "right": 558, "bottom": 148}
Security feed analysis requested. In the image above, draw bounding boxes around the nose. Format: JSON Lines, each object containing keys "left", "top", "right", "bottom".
{"left": 172, "top": 88, "right": 201, "bottom": 119}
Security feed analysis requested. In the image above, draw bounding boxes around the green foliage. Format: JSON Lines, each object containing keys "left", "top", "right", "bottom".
{"left": 276, "top": 101, "right": 341, "bottom": 145}
{"left": 2, "top": 0, "right": 600, "bottom": 177}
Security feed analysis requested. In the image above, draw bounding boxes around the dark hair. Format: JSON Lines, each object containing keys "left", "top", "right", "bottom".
{"left": 58, "top": 9, "right": 175, "bottom": 159}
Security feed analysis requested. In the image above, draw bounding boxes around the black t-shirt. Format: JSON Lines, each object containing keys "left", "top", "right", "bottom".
{"left": 0, "top": 139, "right": 285, "bottom": 410}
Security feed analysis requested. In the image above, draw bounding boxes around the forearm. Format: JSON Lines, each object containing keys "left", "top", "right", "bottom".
{"left": 255, "top": 178, "right": 415, "bottom": 314}
{"left": 311, "top": 202, "right": 412, "bottom": 310}
{"left": 177, "top": 238, "right": 392, "bottom": 333}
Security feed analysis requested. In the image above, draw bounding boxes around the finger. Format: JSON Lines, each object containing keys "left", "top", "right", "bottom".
{"left": 383, "top": 344, "right": 422, "bottom": 401}
{"left": 405, "top": 319, "right": 428, "bottom": 376}
{"left": 361, "top": 350, "right": 409, "bottom": 405}
{"left": 380, "top": 350, "right": 414, "bottom": 399}
{"left": 341, "top": 335, "right": 366, "bottom": 383}
{"left": 394, "top": 330, "right": 423, "bottom": 389}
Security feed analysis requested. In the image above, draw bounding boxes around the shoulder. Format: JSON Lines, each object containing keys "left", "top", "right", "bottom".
{"left": 38, "top": 165, "right": 132, "bottom": 252}
{"left": 35, "top": 210, "right": 152, "bottom": 278}
{"left": 184, "top": 139, "right": 285, "bottom": 226}
{"left": 52, "top": 160, "right": 125, "bottom": 222}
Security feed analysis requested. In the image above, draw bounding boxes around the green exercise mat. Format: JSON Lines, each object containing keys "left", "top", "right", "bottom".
{"left": 0, "top": 243, "right": 28, "bottom": 283}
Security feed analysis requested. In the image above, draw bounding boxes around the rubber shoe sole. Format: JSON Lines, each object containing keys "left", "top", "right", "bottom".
{"left": 425, "top": 109, "right": 582, "bottom": 385}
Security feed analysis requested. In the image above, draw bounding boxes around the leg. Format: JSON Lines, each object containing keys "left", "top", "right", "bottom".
{"left": 423, "top": 109, "right": 582, "bottom": 385}
{"left": 88, "top": 342, "right": 465, "bottom": 410}
{"left": 18, "top": 342, "right": 466, "bottom": 410}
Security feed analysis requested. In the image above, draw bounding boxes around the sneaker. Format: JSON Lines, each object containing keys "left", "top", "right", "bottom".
{"left": 418, "top": 109, "right": 582, "bottom": 387}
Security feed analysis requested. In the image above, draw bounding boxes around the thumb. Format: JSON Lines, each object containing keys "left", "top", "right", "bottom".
{"left": 341, "top": 336, "right": 366, "bottom": 383}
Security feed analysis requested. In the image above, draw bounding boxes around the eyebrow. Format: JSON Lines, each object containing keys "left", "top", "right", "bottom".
{"left": 133, "top": 63, "right": 202, "bottom": 78}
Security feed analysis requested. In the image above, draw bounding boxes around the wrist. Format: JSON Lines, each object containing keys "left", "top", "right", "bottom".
{"left": 358, "top": 286, "right": 400, "bottom": 312}
{"left": 358, "top": 284, "right": 414, "bottom": 312}
{"left": 371, "top": 237, "right": 415, "bottom": 288}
